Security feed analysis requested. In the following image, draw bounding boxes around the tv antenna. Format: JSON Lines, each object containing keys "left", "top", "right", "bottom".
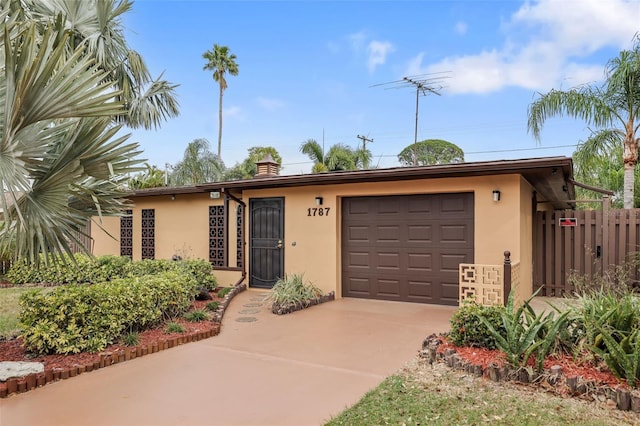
{"left": 371, "top": 72, "right": 449, "bottom": 166}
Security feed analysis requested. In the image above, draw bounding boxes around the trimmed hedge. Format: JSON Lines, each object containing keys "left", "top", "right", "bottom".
{"left": 19, "top": 270, "right": 198, "bottom": 354}
{"left": 7, "top": 255, "right": 217, "bottom": 290}
{"left": 7, "top": 254, "right": 130, "bottom": 285}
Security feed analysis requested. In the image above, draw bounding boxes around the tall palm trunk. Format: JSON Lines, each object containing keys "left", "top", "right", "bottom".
{"left": 218, "top": 82, "right": 223, "bottom": 159}
{"left": 623, "top": 126, "right": 638, "bottom": 208}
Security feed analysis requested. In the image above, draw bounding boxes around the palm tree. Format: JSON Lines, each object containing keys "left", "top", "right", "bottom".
{"left": 128, "top": 164, "right": 166, "bottom": 189}
{"left": 202, "top": 44, "right": 239, "bottom": 159}
{"left": 0, "top": 12, "right": 143, "bottom": 263}
{"left": 300, "top": 139, "right": 368, "bottom": 173}
{"left": 528, "top": 39, "right": 640, "bottom": 208}
{"left": 170, "top": 139, "right": 225, "bottom": 185}
{"left": 22, "top": 0, "right": 180, "bottom": 130}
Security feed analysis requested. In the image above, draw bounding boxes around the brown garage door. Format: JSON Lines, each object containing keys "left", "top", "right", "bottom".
{"left": 341, "top": 193, "right": 474, "bottom": 305}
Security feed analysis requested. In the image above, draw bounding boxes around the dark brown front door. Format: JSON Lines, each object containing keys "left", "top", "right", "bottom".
{"left": 249, "top": 197, "right": 284, "bottom": 289}
{"left": 341, "top": 193, "right": 474, "bottom": 305}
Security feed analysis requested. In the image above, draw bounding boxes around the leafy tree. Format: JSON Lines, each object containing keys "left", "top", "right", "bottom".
{"left": 528, "top": 38, "right": 640, "bottom": 208}
{"left": 128, "top": 164, "right": 166, "bottom": 189}
{"left": 397, "top": 139, "right": 465, "bottom": 166}
{"left": 224, "top": 146, "right": 282, "bottom": 180}
{"left": 22, "top": 0, "right": 180, "bottom": 130}
{"left": 0, "top": 10, "right": 143, "bottom": 263}
{"left": 300, "top": 139, "right": 371, "bottom": 173}
{"left": 202, "top": 44, "right": 239, "bottom": 160}
{"left": 170, "top": 139, "right": 224, "bottom": 185}
{"left": 573, "top": 143, "right": 640, "bottom": 208}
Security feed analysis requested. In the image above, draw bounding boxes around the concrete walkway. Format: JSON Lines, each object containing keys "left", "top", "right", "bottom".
{"left": 0, "top": 290, "right": 455, "bottom": 426}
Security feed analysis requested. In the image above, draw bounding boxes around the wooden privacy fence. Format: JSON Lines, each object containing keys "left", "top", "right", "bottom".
{"left": 534, "top": 207, "right": 640, "bottom": 296}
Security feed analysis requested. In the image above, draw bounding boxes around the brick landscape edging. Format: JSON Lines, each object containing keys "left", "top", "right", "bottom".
{"left": 0, "top": 282, "right": 247, "bottom": 399}
{"left": 421, "top": 334, "right": 640, "bottom": 413}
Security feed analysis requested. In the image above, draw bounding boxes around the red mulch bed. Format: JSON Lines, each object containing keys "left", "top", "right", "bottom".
{"left": 437, "top": 337, "right": 627, "bottom": 389}
{"left": 0, "top": 293, "right": 223, "bottom": 394}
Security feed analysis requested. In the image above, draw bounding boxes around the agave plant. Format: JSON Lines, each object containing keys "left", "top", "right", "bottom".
{"left": 480, "top": 290, "right": 569, "bottom": 372}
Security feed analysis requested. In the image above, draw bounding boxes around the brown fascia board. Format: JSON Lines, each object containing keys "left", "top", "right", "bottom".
{"left": 129, "top": 156, "right": 574, "bottom": 199}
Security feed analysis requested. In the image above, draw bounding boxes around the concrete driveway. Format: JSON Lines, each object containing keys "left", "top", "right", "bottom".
{"left": 0, "top": 289, "right": 455, "bottom": 426}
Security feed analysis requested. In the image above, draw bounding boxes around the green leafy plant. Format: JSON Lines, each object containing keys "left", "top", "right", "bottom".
{"left": 165, "top": 322, "right": 185, "bottom": 333}
{"left": 480, "top": 290, "right": 568, "bottom": 372}
{"left": 268, "top": 273, "right": 323, "bottom": 308}
{"left": 591, "top": 327, "right": 640, "bottom": 387}
{"left": 19, "top": 270, "right": 198, "bottom": 354}
{"left": 567, "top": 254, "right": 640, "bottom": 296}
{"left": 122, "top": 331, "right": 139, "bottom": 346}
{"left": 217, "top": 287, "right": 232, "bottom": 298}
{"left": 205, "top": 301, "right": 220, "bottom": 312}
{"left": 449, "top": 300, "right": 506, "bottom": 350}
{"left": 184, "top": 310, "right": 208, "bottom": 322}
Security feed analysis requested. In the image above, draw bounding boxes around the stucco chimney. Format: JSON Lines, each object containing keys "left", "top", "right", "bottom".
{"left": 255, "top": 154, "right": 280, "bottom": 177}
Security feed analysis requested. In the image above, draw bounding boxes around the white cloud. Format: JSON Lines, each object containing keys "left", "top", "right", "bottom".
{"left": 224, "top": 106, "right": 242, "bottom": 118}
{"left": 256, "top": 97, "right": 286, "bottom": 111}
{"left": 348, "top": 31, "right": 368, "bottom": 52}
{"left": 454, "top": 21, "right": 468, "bottom": 36}
{"left": 367, "top": 40, "right": 395, "bottom": 73}
{"left": 406, "top": 0, "right": 640, "bottom": 94}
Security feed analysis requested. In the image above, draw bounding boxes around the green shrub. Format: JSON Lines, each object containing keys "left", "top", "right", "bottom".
{"left": 7, "top": 254, "right": 132, "bottom": 285}
{"left": 449, "top": 301, "right": 506, "bottom": 350}
{"left": 19, "top": 270, "right": 198, "bottom": 354}
{"left": 165, "top": 322, "right": 185, "bottom": 333}
{"left": 205, "top": 301, "right": 220, "bottom": 312}
{"left": 182, "top": 259, "right": 217, "bottom": 290}
{"left": 269, "top": 273, "right": 323, "bottom": 308}
{"left": 217, "top": 287, "right": 232, "bottom": 298}
{"left": 184, "top": 310, "right": 208, "bottom": 322}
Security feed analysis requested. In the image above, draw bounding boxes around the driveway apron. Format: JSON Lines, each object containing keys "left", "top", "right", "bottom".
{"left": 0, "top": 290, "right": 455, "bottom": 426}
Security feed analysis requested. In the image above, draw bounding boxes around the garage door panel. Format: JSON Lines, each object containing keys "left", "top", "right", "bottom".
{"left": 377, "top": 252, "right": 401, "bottom": 270}
{"left": 377, "top": 225, "right": 401, "bottom": 242}
{"left": 347, "top": 225, "right": 371, "bottom": 242}
{"left": 378, "top": 279, "right": 401, "bottom": 298}
{"left": 342, "top": 193, "right": 474, "bottom": 305}
{"left": 407, "top": 225, "right": 432, "bottom": 242}
{"left": 407, "top": 253, "right": 432, "bottom": 271}
{"left": 348, "top": 251, "right": 370, "bottom": 268}
{"left": 439, "top": 224, "right": 472, "bottom": 243}
{"left": 345, "top": 277, "right": 371, "bottom": 296}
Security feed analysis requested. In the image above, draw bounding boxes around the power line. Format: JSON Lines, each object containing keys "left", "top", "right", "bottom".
{"left": 357, "top": 134, "right": 373, "bottom": 151}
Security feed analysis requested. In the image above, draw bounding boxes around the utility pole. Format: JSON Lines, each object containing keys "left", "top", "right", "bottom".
{"left": 356, "top": 134, "right": 373, "bottom": 151}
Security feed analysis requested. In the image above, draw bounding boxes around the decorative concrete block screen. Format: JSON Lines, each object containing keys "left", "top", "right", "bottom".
{"left": 459, "top": 260, "right": 521, "bottom": 306}
{"left": 459, "top": 264, "right": 504, "bottom": 306}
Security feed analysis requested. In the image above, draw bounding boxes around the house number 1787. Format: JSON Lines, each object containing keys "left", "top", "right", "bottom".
{"left": 307, "top": 207, "right": 330, "bottom": 217}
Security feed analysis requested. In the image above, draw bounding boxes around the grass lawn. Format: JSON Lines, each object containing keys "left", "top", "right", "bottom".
{"left": 325, "top": 359, "right": 640, "bottom": 426}
{"left": 0, "top": 286, "right": 47, "bottom": 339}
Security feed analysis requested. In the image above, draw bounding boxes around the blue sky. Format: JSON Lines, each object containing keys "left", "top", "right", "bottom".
{"left": 122, "top": 0, "right": 640, "bottom": 174}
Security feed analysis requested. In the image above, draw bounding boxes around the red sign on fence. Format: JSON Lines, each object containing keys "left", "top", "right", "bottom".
{"left": 558, "top": 217, "right": 577, "bottom": 227}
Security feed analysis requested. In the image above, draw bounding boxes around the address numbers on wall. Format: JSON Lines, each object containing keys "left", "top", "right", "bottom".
{"left": 307, "top": 207, "right": 331, "bottom": 217}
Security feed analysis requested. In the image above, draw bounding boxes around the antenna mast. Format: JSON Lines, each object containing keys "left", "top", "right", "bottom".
{"left": 370, "top": 73, "right": 449, "bottom": 166}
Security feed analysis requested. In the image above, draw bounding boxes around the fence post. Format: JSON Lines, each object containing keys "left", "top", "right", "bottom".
{"left": 503, "top": 250, "right": 511, "bottom": 306}
{"left": 602, "top": 194, "right": 610, "bottom": 272}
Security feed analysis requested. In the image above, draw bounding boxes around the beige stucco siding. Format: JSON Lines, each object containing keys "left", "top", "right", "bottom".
{"left": 92, "top": 173, "right": 535, "bottom": 299}
{"left": 244, "top": 174, "right": 530, "bottom": 297}
{"left": 92, "top": 194, "right": 244, "bottom": 286}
